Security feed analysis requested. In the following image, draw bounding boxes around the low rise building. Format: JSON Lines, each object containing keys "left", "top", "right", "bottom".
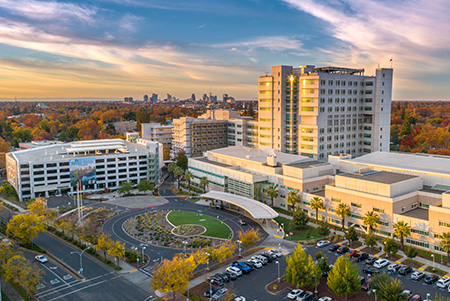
{"left": 113, "top": 121, "right": 137, "bottom": 134}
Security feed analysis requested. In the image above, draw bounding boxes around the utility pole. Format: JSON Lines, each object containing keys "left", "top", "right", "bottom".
{"left": 77, "top": 181, "right": 83, "bottom": 225}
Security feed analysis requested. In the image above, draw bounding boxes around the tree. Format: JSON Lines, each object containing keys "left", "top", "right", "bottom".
{"left": 27, "top": 198, "right": 57, "bottom": 224}
{"left": 365, "top": 233, "right": 377, "bottom": 248}
{"left": 175, "top": 150, "right": 188, "bottom": 170}
{"left": 393, "top": 221, "right": 411, "bottom": 251}
{"left": 404, "top": 246, "right": 418, "bottom": 263}
{"left": 345, "top": 226, "right": 359, "bottom": 245}
{"left": 439, "top": 232, "right": 450, "bottom": 264}
{"left": 382, "top": 237, "right": 399, "bottom": 256}
{"left": 370, "top": 273, "right": 406, "bottom": 301}
{"left": 315, "top": 251, "right": 325, "bottom": 261}
{"left": 363, "top": 211, "right": 380, "bottom": 234}
{"left": 118, "top": 181, "right": 133, "bottom": 196}
{"left": 168, "top": 162, "right": 177, "bottom": 181}
{"left": 137, "top": 179, "right": 154, "bottom": 193}
{"left": 266, "top": 185, "right": 279, "bottom": 208}
{"left": 238, "top": 229, "right": 261, "bottom": 249}
{"left": 174, "top": 166, "right": 184, "bottom": 189}
{"left": 336, "top": 203, "right": 351, "bottom": 230}
{"left": 285, "top": 244, "right": 317, "bottom": 288}
{"left": 327, "top": 255, "right": 361, "bottom": 300}
{"left": 310, "top": 196, "right": 325, "bottom": 223}
{"left": 108, "top": 240, "right": 125, "bottom": 264}
{"left": 200, "top": 176, "right": 209, "bottom": 192}
{"left": 317, "top": 222, "right": 330, "bottom": 236}
{"left": 286, "top": 191, "right": 301, "bottom": 213}
{"left": 3, "top": 254, "right": 43, "bottom": 297}
{"left": 0, "top": 240, "right": 16, "bottom": 264}
{"left": 291, "top": 208, "right": 308, "bottom": 228}
{"left": 434, "top": 295, "right": 450, "bottom": 301}
{"left": 184, "top": 170, "right": 193, "bottom": 192}
{"left": 151, "top": 256, "right": 192, "bottom": 300}
{"left": 205, "top": 241, "right": 237, "bottom": 263}
{"left": 6, "top": 213, "right": 46, "bottom": 245}
{"left": 94, "top": 233, "right": 113, "bottom": 260}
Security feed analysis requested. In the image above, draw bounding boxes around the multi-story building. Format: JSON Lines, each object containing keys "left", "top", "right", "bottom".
{"left": 141, "top": 123, "right": 173, "bottom": 154}
{"left": 6, "top": 138, "right": 163, "bottom": 202}
{"left": 172, "top": 117, "right": 228, "bottom": 157}
{"left": 258, "top": 65, "right": 393, "bottom": 159}
{"left": 113, "top": 121, "right": 137, "bottom": 134}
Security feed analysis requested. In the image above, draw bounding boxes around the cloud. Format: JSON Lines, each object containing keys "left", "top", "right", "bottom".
{"left": 217, "top": 36, "right": 303, "bottom": 52}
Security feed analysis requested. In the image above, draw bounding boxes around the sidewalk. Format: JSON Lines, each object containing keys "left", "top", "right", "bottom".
{"left": 0, "top": 197, "right": 26, "bottom": 212}
{"left": 1, "top": 277, "right": 24, "bottom": 301}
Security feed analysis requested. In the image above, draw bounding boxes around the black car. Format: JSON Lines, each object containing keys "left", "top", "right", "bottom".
{"left": 329, "top": 245, "right": 339, "bottom": 252}
{"left": 337, "top": 246, "right": 349, "bottom": 254}
{"left": 398, "top": 266, "right": 413, "bottom": 275}
{"left": 204, "top": 287, "right": 218, "bottom": 297}
{"left": 245, "top": 261, "right": 256, "bottom": 270}
{"left": 208, "top": 276, "right": 224, "bottom": 286}
{"left": 260, "top": 253, "right": 273, "bottom": 262}
{"left": 224, "top": 271, "right": 237, "bottom": 280}
{"left": 424, "top": 274, "right": 439, "bottom": 284}
{"left": 365, "top": 257, "right": 376, "bottom": 265}
{"left": 263, "top": 251, "right": 277, "bottom": 260}
{"left": 356, "top": 253, "right": 369, "bottom": 262}
{"left": 363, "top": 267, "right": 380, "bottom": 276}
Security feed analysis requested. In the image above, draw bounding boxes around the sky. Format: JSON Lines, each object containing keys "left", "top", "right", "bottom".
{"left": 0, "top": 0, "right": 449, "bottom": 100}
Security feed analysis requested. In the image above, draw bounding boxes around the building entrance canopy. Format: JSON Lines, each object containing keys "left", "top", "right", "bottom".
{"left": 201, "top": 191, "right": 279, "bottom": 219}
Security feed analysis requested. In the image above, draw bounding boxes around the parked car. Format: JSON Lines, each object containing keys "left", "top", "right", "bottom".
{"left": 234, "top": 297, "right": 246, "bottom": 301}
{"left": 348, "top": 250, "right": 358, "bottom": 257}
{"left": 424, "top": 274, "right": 439, "bottom": 284}
{"left": 297, "top": 291, "right": 314, "bottom": 301}
{"left": 215, "top": 273, "right": 229, "bottom": 282}
{"left": 373, "top": 259, "right": 389, "bottom": 269}
{"left": 263, "top": 251, "right": 277, "bottom": 260}
{"left": 337, "top": 246, "right": 349, "bottom": 254}
{"left": 35, "top": 255, "right": 48, "bottom": 263}
{"left": 247, "top": 259, "right": 262, "bottom": 269}
{"left": 318, "top": 298, "right": 333, "bottom": 301}
{"left": 224, "top": 271, "right": 237, "bottom": 280}
{"left": 238, "top": 219, "right": 247, "bottom": 225}
{"left": 398, "top": 266, "right": 413, "bottom": 275}
{"left": 232, "top": 262, "right": 252, "bottom": 274}
{"left": 252, "top": 255, "right": 268, "bottom": 265}
{"left": 411, "top": 271, "right": 425, "bottom": 281}
{"left": 316, "top": 240, "right": 330, "bottom": 248}
{"left": 356, "top": 253, "right": 369, "bottom": 262}
{"left": 387, "top": 263, "right": 400, "bottom": 272}
{"left": 287, "top": 289, "right": 304, "bottom": 300}
{"left": 361, "top": 278, "right": 372, "bottom": 291}
{"left": 208, "top": 276, "right": 224, "bottom": 286}
{"left": 402, "top": 290, "right": 413, "bottom": 299}
{"left": 436, "top": 277, "right": 450, "bottom": 288}
{"left": 268, "top": 249, "right": 282, "bottom": 257}
{"left": 329, "top": 245, "right": 339, "bottom": 252}
{"left": 260, "top": 253, "right": 274, "bottom": 262}
{"left": 226, "top": 266, "right": 242, "bottom": 277}
{"left": 363, "top": 267, "right": 380, "bottom": 276}
{"left": 211, "top": 288, "right": 228, "bottom": 300}
{"left": 204, "top": 287, "right": 218, "bottom": 297}
{"left": 365, "top": 257, "right": 376, "bottom": 265}
{"left": 409, "top": 295, "right": 422, "bottom": 301}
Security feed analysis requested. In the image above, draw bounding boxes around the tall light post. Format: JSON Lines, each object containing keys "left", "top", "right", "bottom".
{"left": 183, "top": 241, "right": 188, "bottom": 256}
{"left": 205, "top": 252, "right": 210, "bottom": 271}
{"left": 384, "top": 241, "right": 388, "bottom": 258}
{"left": 237, "top": 240, "right": 242, "bottom": 258}
{"left": 142, "top": 246, "right": 146, "bottom": 262}
{"left": 313, "top": 273, "right": 318, "bottom": 294}
{"left": 70, "top": 245, "right": 92, "bottom": 278}
{"left": 432, "top": 254, "right": 435, "bottom": 272}
{"left": 275, "top": 260, "right": 280, "bottom": 282}
{"left": 426, "top": 293, "right": 431, "bottom": 301}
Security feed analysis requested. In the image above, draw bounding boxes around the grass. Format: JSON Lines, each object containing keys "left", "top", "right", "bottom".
{"left": 425, "top": 265, "right": 447, "bottom": 276}
{"left": 274, "top": 216, "right": 326, "bottom": 241}
{"left": 167, "top": 211, "right": 232, "bottom": 239}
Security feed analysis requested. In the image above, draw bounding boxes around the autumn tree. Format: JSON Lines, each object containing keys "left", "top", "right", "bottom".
{"left": 6, "top": 213, "right": 46, "bottom": 245}
{"left": 94, "top": 233, "right": 113, "bottom": 260}
{"left": 0, "top": 240, "right": 16, "bottom": 264}
{"left": 108, "top": 240, "right": 125, "bottom": 264}
{"left": 27, "top": 198, "right": 57, "bottom": 224}
{"left": 285, "top": 244, "right": 319, "bottom": 288}
{"left": 327, "top": 255, "right": 361, "bottom": 300}
{"left": 0, "top": 137, "right": 11, "bottom": 173}
{"left": 238, "top": 229, "right": 261, "bottom": 249}
{"left": 205, "top": 241, "right": 237, "bottom": 263}
{"left": 3, "top": 254, "right": 43, "bottom": 297}
{"left": 151, "top": 256, "right": 192, "bottom": 300}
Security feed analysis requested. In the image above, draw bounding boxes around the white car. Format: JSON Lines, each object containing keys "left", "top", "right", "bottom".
{"left": 287, "top": 289, "right": 303, "bottom": 300}
{"left": 35, "top": 255, "right": 48, "bottom": 263}
{"left": 252, "top": 255, "right": 268, "bottom": 264}
{"left": 234, "top": 297, "right": 246, "bottom": 301}
{"left": 225, "top": 266, "right": 242, "bottom": 277}
{"left": 316, "top": 240, "right": 330, "bottom": 248}
{"left": 437, "top": 277, "right": 450, "bottom": 288}
{"left": 411, "top": 271, "right": 425, "bottom": 280}
{"left": 247, "top": 259, "right": 262, "bottom": 268}
{"left": 268, "top": 249, "right": 282, "bottom": 257}
{"left": 318, "top": 297, "right": 333, "bottom": 301}
{"left": 387, "top": 263, "right": 400, "bottom": 272}
{"left": 373, "top": 259, "right": 389, "bottom": 269}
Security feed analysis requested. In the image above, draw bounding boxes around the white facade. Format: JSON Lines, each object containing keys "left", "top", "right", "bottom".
{"left": 6, "top": 139, "right": 163, "bottom": 202}
{"left": 141, "top": 123, "right": 173, "bottom": 151}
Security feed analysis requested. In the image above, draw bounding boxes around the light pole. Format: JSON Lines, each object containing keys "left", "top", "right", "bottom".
{"left": 142, "top": 246, "right": 146, "bottom": 262}
{"left": 275, "top": 260, "right": 280, "bottom": 282}
{"left": 70, "top": 245, "right": 92, "bottom": 278}
{"left": 426, "top": 293, "right": 430, "bottom": 301}
{"left": 314, "top": 273, "right": 318, "bottom": 294}
{"left": 237, "top": 240, "right": 242, "bottom": 258}
{"left": 281, "top": 223, "right": 285, "bottom": 234}
{"left": 384, "top": 241, "right": 388, "bottom": 258}
{"left": 205, "top": 252, "right": 210, "bottom": 271}
{"left": 432, "top": 254, "right": 435, "bottom": 272}
{"left": 183, "top": 241, "right": 188, "bottom": 256}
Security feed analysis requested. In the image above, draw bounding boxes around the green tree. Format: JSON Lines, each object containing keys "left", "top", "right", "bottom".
{"left": 291, "top": 208, "right": 308, "bottom": 228}
{"left": 137, "top": 179, "right": 154, "bottom": 193}
{"left": 315, "top": 251, "right": 325, "bottom": 261}
{"left": 184, "top": 170, "right": 193, "bottom": 192}
{"left": 370, "top": 273, "right": 406, "bottom": 301}
{"left": 363, "top": 210, "right": 380, "bottom": 234}
{"left": 118, "top": 181, "right": 133, "bottom": 196}
{"left": 200, "top": 176, "right": 209, "bottom": 192}
{"left": 266, "top": 185, "right": 279, "bottom": 208}
{"left": 382, "top": 237, "right": 399, "bottom": 256}
{"left": 310, "top": 196, "right": 324, "bottom": 223}
{"left": 285, "top": 244, "right": 317, "bottom": 288}
{"left": 168, "top": 162, "right": 177, "bottom": 182}
{"left": 94, "top": 233, "right": 113, "bottom": 260}
{"left": 404, "top": 246, "right": 418, "bottom": 262}
{"left": 6, "top": 213, "right": 46, "bottom": 246}
{"left": 286, "top": 191, "right": 301, "bottom": 213}
{"left": 336, "top": 203, "right": 351, "bottom": 230}
{"left": 175, "top": 150, "right": 188, "bottom": 170}
{"left": 327, "top": 255, "right": 361, "bottom": 300}
{"left": 318, "top": 256, "right": 331, "bottom": 275}
{"left": 439, "top": 232, "right": 450, "bottom": 264}
{"left": 317, "top": 222, "right": 330, "bottom": 236}
{"left": 344, "top": 226, "right": 359, "bottom": 245}
{"left": 365, "top": 233, "right": 377, "bottom": 248}
{"left": 174, "top": 166, "right": 184, "bottom": 189}
{"left": 393, "top": 221, "right": 411, "bottom": 251}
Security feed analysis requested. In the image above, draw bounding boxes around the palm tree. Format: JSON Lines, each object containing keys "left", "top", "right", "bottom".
{"left": 200, "top": 176, "right": 209, "bottom": 193}
{"left": 168, "top": 162, "right": 177, "bottom": 181}
{"left": 174, "top": 166, "right": 184, "bottom": 189}
{"left": 335, "top": 203, "right": 351, "bottom": 231}
{"left": 286, "top": 191, "right": 301, "bottom": 214}
{"left": 184, "top": 170, "right": 193, "bottom": 192}
{"left": 310, "top": 196, "right": 325, "bottom": 223}
{"left": 393, "top": 221, "right": 411, "bottom": 251}
{"left": 363, "top": 211, "right": 380, "bottom": 234}
{"left": 439, "top": 232, "right": 450, "bottom": 264}
{"left": 266, "top": 185, "right": 279, "bottom": 208}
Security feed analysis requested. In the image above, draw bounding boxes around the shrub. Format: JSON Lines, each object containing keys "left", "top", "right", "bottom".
{"left": 273, "top": 285, "right": 278, "bottom": 290}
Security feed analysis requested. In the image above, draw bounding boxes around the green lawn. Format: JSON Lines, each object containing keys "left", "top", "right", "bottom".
{"left": 167, "top": 211, "right": 232, "bottom": 239}
{"left": 274, "top": 216, "right": 326, "bottom": 241}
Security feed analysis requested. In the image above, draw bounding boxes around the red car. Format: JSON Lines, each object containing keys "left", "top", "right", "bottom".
{"left": 409, "top": 295, "right": 422, "bottom": 301}
{"left": 348, "top": 250, "right": 359, "bottom": 257}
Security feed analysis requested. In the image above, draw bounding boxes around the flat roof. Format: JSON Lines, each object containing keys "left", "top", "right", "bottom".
{"left": 201, "top": 191, "right": 278, "bottom": 219}
{"left": 285, "top": 160, "right": 330, "bottom": 169}
{"left": 339, "top": 171, "right": 418, "bottom": 184}
{"left": 347, "top": 151, "right": 450, "bottom": 176}
{"left": 194, "top": 157, "right": 236, "bottom": 169}
{"left": 400, "top": 208, "right": 429, "bottom": 221}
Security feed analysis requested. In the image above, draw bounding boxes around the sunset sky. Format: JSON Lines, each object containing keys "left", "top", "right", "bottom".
{"left": 0, "top": 0, "right": 449, "bottom": 100}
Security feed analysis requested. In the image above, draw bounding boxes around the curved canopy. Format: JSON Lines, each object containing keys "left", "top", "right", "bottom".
{"left": 201, "top": 191, "right": 279, "bottom": 219}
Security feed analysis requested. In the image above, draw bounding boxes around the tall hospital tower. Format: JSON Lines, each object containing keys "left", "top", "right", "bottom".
{"left": 258, "top": 65, "right": 393, "bottom": 160}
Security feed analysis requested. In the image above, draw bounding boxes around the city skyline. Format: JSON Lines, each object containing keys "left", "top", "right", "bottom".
{"left": 0, "top": 0, "right": 448, "bottom": 100}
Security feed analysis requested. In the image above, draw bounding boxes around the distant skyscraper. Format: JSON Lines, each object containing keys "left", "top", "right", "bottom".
{"left": 143, "top": 95, "right": 149, "bottom": 102}
{"left": 223, "top": 94, "right": 228, "bottom": 102}
{"left": 124, "top": 97, "right": 133, "bottom": 103}
{"left": 191, "top": 93, "right": 196, "bottom": 101}
{"left": 150, "top": 93, "right": 158, "bottom": 102}
{"left": 202, "top": 94, "right": 208, "bottom": 102}
{"left": 167, "top": 94, "right": 172, "bottom": 102}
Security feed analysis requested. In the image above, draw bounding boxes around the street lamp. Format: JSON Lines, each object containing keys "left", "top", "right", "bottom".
{"left": 205, "top": 252, "right": 210, "bottom": 271}
{"left": 237, "top": 240, "right": 242, "bottom": 258}
{"left": 183, "top": 241, "right": 188, "bottom": 256}
{"left": 313, "top": 273, "right": 318, "bottom": 294}
{"left": 70, "top": 245, "right": 92, "bottom": 278}
{"left": 384, "top": 241, "right": 388, "bottom": 258}
{"left": 275, "top": 260, "right": 280, "bottom": 282}
{"left": 432, "top": 254, "right": 435, "bottom": 272}
{"left": 426, "top": 293, "right": 431, "bottom": 301}
{"left": 142, "top": 246, "right": 146, "bottom": 262}
{"left": 281, "top": 223, "right": 285, "bottom": 234}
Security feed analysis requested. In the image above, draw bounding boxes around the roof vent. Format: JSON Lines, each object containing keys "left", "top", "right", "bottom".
{"left": 267, "top": 155, "right": 277, "bottom": 167}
